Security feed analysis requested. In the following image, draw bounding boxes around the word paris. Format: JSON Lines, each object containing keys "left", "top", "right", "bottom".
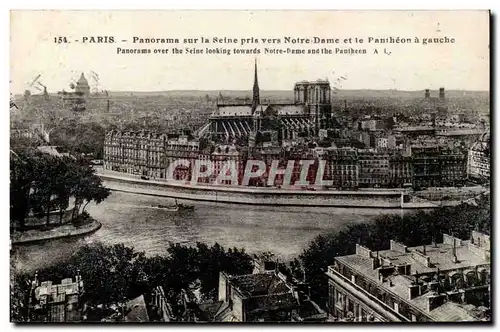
{"left": 167, "top": 159, "right": 334, "bottom": 187}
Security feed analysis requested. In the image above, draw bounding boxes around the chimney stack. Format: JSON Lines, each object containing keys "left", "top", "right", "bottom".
{"left": 373, "top": 251, "right": 380, "bottom": 269}
{"left": 452, "top": 239, "right": 458, "bottom": 263}
{"left": 32, "top": 271, "right": 39, "bottom": 289}
{"left": 431, "top": 235, "right": 437, "bottom": 248}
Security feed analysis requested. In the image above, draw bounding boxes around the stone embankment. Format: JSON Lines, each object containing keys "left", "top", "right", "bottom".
{"left": 97, "top": 170, "right": 461, "bottom": 209}
{"left": 11, "top": 218, "right": 101, "bottom": 245}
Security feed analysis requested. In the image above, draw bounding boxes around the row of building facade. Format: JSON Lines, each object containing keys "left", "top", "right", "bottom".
{"left": 102, "top": 61, "right": 489, "bottom": 189}
{"left": 103, "top": 129, "right": 489, "bottom": 189}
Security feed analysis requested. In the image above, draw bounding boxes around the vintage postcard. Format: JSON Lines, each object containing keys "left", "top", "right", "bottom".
{"left": 10, "top": 10, "right": 491, "bottom": 323}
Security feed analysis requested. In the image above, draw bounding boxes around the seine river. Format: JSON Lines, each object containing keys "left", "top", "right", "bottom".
{"left": 12, "top": 191, "right": 404, "bottom": 274}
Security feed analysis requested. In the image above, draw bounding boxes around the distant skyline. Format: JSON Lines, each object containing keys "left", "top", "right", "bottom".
{"left": 10, "top": 11, "right": 489, "bottom": 94}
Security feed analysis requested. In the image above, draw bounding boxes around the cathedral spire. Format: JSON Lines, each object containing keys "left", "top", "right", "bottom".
{"left": 252, "top": 59, "right": 260, "bottom": 113}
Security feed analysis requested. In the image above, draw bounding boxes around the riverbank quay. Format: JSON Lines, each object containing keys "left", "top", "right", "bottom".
{"left": 96, "top": 169, "right": 478, "bottom": 209}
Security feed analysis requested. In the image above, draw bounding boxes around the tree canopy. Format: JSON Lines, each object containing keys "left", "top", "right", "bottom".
{"left": 12, "top": 241, "right": 253, "bottom": 321}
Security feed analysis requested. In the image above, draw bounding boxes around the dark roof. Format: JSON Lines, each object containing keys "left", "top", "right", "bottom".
{"left": 296, "top": 300, "right": 328, "bottom": 321}
{"left": 229, "top": 273, "right": 290, "bottom": 297}
{"left": 198, "top": 301, "right": 224, "bottom": 321}
{"left": 429, "top": 302, "right": 478, "bottom": 321}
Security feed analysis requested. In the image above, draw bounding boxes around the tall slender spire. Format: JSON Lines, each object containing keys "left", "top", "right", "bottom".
{"left": 252, "top": 58, "right": 260, "bottom": 113}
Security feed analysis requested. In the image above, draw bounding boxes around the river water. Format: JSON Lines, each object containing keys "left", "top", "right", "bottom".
{"left": 11, "top": 190, "right": 404, "bottom": 274}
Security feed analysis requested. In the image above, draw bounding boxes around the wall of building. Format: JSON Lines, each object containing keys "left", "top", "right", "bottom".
{"left": 231, "top": 291, "right": 244, "bottom": 321}
{"left": 104, "top": 130, "right": 470, "bottom": 191}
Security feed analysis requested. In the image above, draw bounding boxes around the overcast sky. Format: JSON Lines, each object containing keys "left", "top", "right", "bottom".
{"left": 10, "top": 10, "right": 489, "bottom": 94}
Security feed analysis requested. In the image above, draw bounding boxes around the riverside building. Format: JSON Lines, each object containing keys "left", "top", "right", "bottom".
{"left": 326, "top": 232, "right": 490, "bottom": 322}
{"left": 103, "top": 130, "right": 469, "bottom": 190}
{"left": 205, "top": 255, "right": 327, "bottom": 322}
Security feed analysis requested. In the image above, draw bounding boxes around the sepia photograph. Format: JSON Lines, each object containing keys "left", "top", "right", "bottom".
{"left": 9, "top": 10, "right": 491, "bottom": 323}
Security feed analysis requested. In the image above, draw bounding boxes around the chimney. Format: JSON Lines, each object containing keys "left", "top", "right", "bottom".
{"left": 428, "top": 280, "right": 439, "bottom": 292}
{"left": 76, "top": 269, "right": 83, "bottom": 294}
{"left": 427, "top": 294, "right": 446, "bottom": 312}
{"left": 412, "top": 250, "right": 432, "bottom": 268}
{"left": 356, "top": 243, "right": 372, "bottom": 258}
{"left": 431, "top": 235, "right": 437, "bottom": 248}
{"left": 292, "top": 286, "right": 300, "bottom": 301}
{"left": 439, "top": 87, "right": 445, "bottom": 100}
{"left": 218, "top": 272, "right": 229, "bottom": 302}
{"left": 32, "top": 271, "right": 39, "bottom": 289}
{"left": 443, "top": 234, "right": 461, "bottom": 246}
{"left": 390, "top": 239, "right": 408, "bottom": 253}
{"left": 425, "top": 89, "right": 430, "bottom": 99}
{"left": 408, "top": 284, "right": 421, "bottom": 300}
{"left": 372, "top": 251, "right": 380, "bottom": 270}
{"left": 452, "top": 239, "right": 459, "bottom": 263}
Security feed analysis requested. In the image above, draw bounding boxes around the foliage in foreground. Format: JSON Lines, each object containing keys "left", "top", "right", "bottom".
{"left": 11, "top": 182, "right": 490, "bottom": 320}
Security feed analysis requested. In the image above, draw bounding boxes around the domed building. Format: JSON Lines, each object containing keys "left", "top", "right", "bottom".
{"left": 467, "top": 132, "right": 490, "bottom": 181}
{"left": 75, "top": 72, "right": 90, "bottom": 97}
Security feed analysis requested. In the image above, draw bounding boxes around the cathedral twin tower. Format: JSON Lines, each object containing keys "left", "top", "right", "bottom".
{"left": 251, "top": 59, "right": 333, "bottom": 134}
{"left": 209, "top": 60, "right": 333, "bottom": 141}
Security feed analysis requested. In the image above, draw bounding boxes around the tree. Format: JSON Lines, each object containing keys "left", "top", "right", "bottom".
{"left": 53, "top": 158, "right": 72, "bottom": 223}
{"left": 194, "top": 243, "right": 253, "bottom": 300}
{"left": 12, "top": 241, "right": 253, "bottom": 321}
{"left": 50, "top": 121, "right": 106, "bottom": 159}
{"left": 131, "top": 254, "right": 170, "bottom": 297}
{"left": 164, "top": 243, "right": 201, "bottom": 294}
{"left": 10, "top": 150, "right": 36, "bottom": 229}
{"left": 70, "top": 161, "right": 110, "bottom": 219}
{"left": 10, "top": 270, "right": 31, "bottom": 322}
{"left": 10, "top": 146, "right": 110, "bottom": 229}
{"left": 69, "top": 243, "right": 141, "bottom": 307}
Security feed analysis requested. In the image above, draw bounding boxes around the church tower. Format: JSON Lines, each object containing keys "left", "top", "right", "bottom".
{"left": 251, "top": 59, "right": 260, "bottom": 114}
